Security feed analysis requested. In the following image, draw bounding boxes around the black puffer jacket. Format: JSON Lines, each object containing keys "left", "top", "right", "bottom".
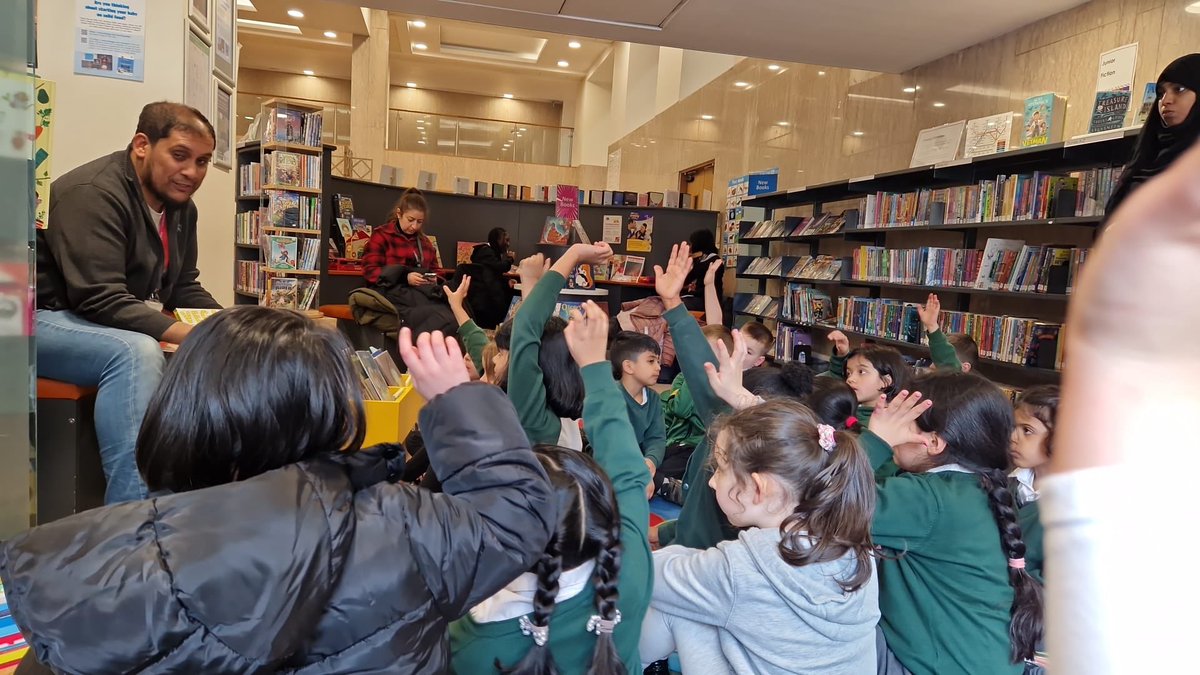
{"left": 1, "top": 384, "right": 554, "bottom": 674}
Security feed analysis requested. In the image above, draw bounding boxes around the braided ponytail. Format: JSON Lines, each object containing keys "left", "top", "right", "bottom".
{"left": 977, "top": 467, "right": 1044, "bottom": 662}
{"left": 495, "top": 538, "right": 564, "bottom": 674}
{"left": 585, "top": 524, "right": 626, "bottom": 675}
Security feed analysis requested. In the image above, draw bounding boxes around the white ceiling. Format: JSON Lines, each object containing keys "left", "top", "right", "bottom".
{"left": 328, "top": 0, "right": 1093, "bottom": 73}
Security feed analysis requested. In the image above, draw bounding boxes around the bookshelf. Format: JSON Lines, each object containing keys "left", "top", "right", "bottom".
{"left": 234, "top": 98, "right": 334, "bottom": 312}
{"left": 735, "top": 130, "right": 1137, "bottom": 387}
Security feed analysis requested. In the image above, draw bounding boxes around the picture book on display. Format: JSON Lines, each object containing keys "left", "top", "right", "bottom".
{"left": 372, "top": 348, "right": 403, "bottom": 388}
{"left": 335, "top": 194, "right": 355, "bottom": 219}
{"left": 297, "top": 279, "right": 320, "bottom": 311}
{"left": 541, "top": 216, "right": 571, "bottom": 245}
{"left": 456, "top": 241, "right": 481, "bottom": 265}
{"left": 267, "top": 235, "right": 298, "bottom": 270}
{"left": 626, "top": 212, "right": 653, "bottom": 252}
{"left": 267, "top": 277, "right": 299, "bottom": 308}
{"left": 1021, "top": 93, "right": 1067, "bottom": 147}
{"left": 964, "top": 113, "right": 1013, "bottom": 158}
{"left": 1133, "top": 83, "right": 1157, "bottom": 126}
{"left": 1089, "top": 89, "right": 1131, "bottom": 133}
{"left": 268, "top": 151, "right": 300, "bottom": 187}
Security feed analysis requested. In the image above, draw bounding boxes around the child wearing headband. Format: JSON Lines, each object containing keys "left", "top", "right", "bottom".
{"left": 639, "top": 398, "right": 879, "bottom": 673}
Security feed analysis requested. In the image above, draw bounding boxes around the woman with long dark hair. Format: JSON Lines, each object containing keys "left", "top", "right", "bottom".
{"left": 468, "top": 226, "right": 516, "bottom": 328}
{"left": 1105, "top": 53, "right": 1200, "bottom": 215}
{"left": 2, "top": 308, "right": 555, "bottom": 674}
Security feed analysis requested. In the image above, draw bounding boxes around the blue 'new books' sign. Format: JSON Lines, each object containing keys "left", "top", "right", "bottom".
{"left": 748, "top": 172, "right": 779, "bottom": 196}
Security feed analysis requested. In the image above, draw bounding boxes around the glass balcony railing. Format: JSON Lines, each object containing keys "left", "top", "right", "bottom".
{"left": 387, "top": 110, "right": 573, "bottom": 166}
{"left": 236, "top": 93, "right": 351, "bottom": 149}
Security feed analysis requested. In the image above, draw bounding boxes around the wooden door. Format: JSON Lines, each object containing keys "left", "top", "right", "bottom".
{"left": 679, "top": 160, "right": 715, "bottom": 210}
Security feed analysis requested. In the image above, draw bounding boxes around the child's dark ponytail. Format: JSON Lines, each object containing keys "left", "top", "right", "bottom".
{"left": 496, "top": 537, "right": 563, "bottom": 675}
{"left": 585, "top": 524, "right": 626, "bottom": 675}
{"left": 977, "top": 467, "right": 1044, "bottom": 663}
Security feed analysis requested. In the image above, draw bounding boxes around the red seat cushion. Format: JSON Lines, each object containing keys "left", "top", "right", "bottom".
{"left": 319, "top": 304, "right": 355, "bottom": 321}
{"left": 37, "top": 378, "right": 98, "bottom": 400}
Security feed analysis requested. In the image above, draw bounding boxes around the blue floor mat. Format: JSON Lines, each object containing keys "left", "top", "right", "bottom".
{"left": 649, "top": 496, "right": 681, "bottom": 521}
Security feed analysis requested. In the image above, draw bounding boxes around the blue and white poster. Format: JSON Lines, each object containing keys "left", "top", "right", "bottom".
{"left": 74, "top": 0, "right": 146, "bottom": 82}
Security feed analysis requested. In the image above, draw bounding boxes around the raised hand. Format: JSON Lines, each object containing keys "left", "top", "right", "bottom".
{"left": 447, "top": 275, "right": 470, "bottom": 309}
{"left": 397, "top": 327, "right": 470, "bottom": 400}
{"left": 654, "top": 243, "right": 694, "bottom": 309}
{"left": 868, "top": 390, "right": 933, "bottom": 449}
{"left": 704, "top": 259, "right": 723, "bottom": 286}
{"left": 917, "top": 293, "right": 941, "bottom": 333}
{"left": 563, "top": 301, "right": 610, "bottom": 368}
{"left": 703, "top": 329, "right": 758, "bottom": 409}
{"left": 827, "top": 329, "right": 851, "bottom": 357}
{"left": 518, "top": 253, "right": 550, "bottom": 290}
{"left": 569, "top": 242, "right": 614, "bottom": 266}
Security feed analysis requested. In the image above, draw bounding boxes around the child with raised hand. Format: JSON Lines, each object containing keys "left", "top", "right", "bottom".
{"left": 825, "top": 330, "right": 910, "bottom": 426}
{"left": 866, "top": 373, "right": 1043, "bottom": 675}
{"left": 444, "top": 274, "right": 491, "bottom": 376}
{"left": 610, "top": 331, "right": 667, "bottom": 496}
{"left": 917, "top": 293, "right": 966, "bottom": 372}
{"left": 509, "top": 243, "right": 612, "bottom": 448}
{"left": 450, "top": 301, "right": 653, "bottom": 675}
{"left": 639, "top": 395, "right": 879, "bottom": 674}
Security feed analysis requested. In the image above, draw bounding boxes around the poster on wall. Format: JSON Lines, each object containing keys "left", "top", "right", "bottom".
{"left": 602, "top": 215, "right": 622, "bottom": 244}
{"left": 213, "top": 82, "right": 232, "bottom": 170}
{"left": 189, "top": 0, "right": 210, "bottom": 35}
{"left": 184, "top": 29, "right": 212, "bottom": 120}
{"left": 212, "top": 0, "right": 235, "bottom": 85}
{"left": 73, "top": 0, "right": 146, "bottom": 82}
{"left": 35, "top": 79, "right": 54, "bottom": 230}
{"left": 626, "top": 212, "right": 654, "bottom": 253}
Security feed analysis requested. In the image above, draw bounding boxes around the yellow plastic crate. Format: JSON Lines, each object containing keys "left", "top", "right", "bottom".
{"left": 362, "top": 377, "right": 425, "bottom": 446}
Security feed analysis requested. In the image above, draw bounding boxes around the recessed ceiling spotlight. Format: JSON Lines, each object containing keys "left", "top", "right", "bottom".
{"left": 557, "top": 60, "right": 569, "bottom": 67}
{"left": 933, "top": 101, "right": 946, "bottom": 107}
{"left": 851, "top": 131, "right": 865, "bottom": 136}
{"left": 412, "top": 19, "right": 427, "bottom": 28}
{"left": 701, "top": 114, "right": 714, "bottom": 120}
{"left": 287, "top": 9, "right": 304, "bottom": 18}
{"left": 734, "top": 81, "right": 750, "bottom": 87}
{"left": 903, "top": 87, "right": 917, "bottom": 93}
{"left": 418, "top": 140, "right": 426, "bottom": 145}
{"left": 817, "top": 71, "right": 826, "bottom": 76}
{"left": 568, "top": 40, "right": 581, "bottom": 49}
{"left": 406, "top": 82, "right": 417, "bottom": 88}
{"left": 1187, "top": 1, "right": 1200, "bottom": 13}
{"left": 649, "top": 140, "right": 656, "bottom": 144}
{"left": 302, "top": 69, "right": 314, "bottom": 76}
{"left": 519, "top": 127, "right": 527, "bottom": 131}
{"left": 243, "top": 115, "right": 254, "bottom": 120}
{"left": 413, "top": 43, "right": 427, "bottom": 50}
{"left": 516, "top": 133, "right": 523, "bottom": 137}
{"left": 778, "top": 121, "right": 790, "bottom": 126}
{"left": 323, "top": 30, "right": 337, "bottom": 38}
{"left": 767, "top": 64, "right": 781, "bottom": 71}
{"left": 503, "top": 93, "right": 514, "bottom": 99}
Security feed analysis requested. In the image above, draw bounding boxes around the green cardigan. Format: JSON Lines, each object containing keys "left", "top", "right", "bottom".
{"left": 508, "top": 270, "right": 569, "bottom": 445}
{"left": 662, "top": 373, "right": 705, "bottom": 449}
{"left": 449, "top": 363, "right": 653, "bottom": 674}
{"left": 457, "top": 318, "right": 489, "bottom": 375}
{"left": 654, "top": 304, "right": 739, "bottom": 549}
{"left": 862, "top": 430, "right": 1023, "bottom": 675}
{"left": 622, "top": 385, "right": 667, "bottom": 467}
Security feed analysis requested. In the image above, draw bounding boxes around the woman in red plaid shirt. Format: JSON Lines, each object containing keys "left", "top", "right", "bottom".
{"left": 363, "top": 189, "right": 458, "bottom": 335}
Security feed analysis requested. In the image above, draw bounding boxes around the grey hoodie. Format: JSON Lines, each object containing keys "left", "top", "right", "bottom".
{"left": 649, "top": 526, "right": 879, "bottom": 674}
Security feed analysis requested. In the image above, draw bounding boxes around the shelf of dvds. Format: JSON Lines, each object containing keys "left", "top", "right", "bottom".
{"left": 734, "top": 130, "right": 1134, "bottom": 387}
{"left": 234, "top": 98, "right": 334, "bottom": 311}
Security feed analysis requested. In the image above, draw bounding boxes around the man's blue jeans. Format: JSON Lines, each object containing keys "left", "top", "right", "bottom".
{"left": 36, "top": 310, "right": 162, "bottom": 503}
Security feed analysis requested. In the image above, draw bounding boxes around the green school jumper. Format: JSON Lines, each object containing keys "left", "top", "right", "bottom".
{"left": 457, "top": 318, "right": 489, "bottom": 375}
{"left": 862, "top": 430, "right": 1023, "bottom": 675}
{"left": 654, "top": 304, "right": 739, "bottom": 549}
{"left": 622, "top": 385, "right": 666, "bottom": 467}
{"left": 662, "top": 373, "right": 705, "bottom": 449}
{"left": 509, "top": 270, "right": 570, "bottom": 445}
{"left": 449, "top": 364, "right": 653, "bottom": 674}
{"left": 826, "top": 329, "right": 962, "bottom": 426}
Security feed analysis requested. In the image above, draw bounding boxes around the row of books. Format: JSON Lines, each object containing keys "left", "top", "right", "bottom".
{"left": 452, "top": 180, "right": 697, "bottom": 209}
{"left": 351, "top": 348, "right": 404, "bottom": 401}
{"left": 263, "top": 108, "right": 323, "bottom": 148}
{"left": 265, "top": 191, "right": 321, "bottom": 230}
{"left": 744, "top": 256, "right": 785, "bottom": 276}
{"left": 1, "top": 581, "right": 28, "bottom": 668}
{"left": 775, "top": 324, "right": 814, "bottom": 365}
{"left": 236, "top": 210, "right": 263, "bottom": 246}
{"left": 833, "top": 295, "right": 1063, "bottom": 368}
{"left": 975, "top": 239, "right": 1089, "bottom": 293}
{"left": 265, "top": 277, "right": 320, "bottom": 311}
{"left": 264, "top": 151, "right": 322, "bottom": 190}
{"left": 594, "top": 254, "right": 646, "bottom": 282}
{"left": 236, "top": 260, "right": 265, "bottom": 296}
{"left": 239, "top": 161, "right": 262, "bottom": 196}
{"left": 851, "top": 246, "right": 983, "bottom": 287}
{"left": 788, "top": 255, "right": 844, "bottom": 281}
{"left": 264, "top": 235, "right": 321, "bottom": 272}
{"left": 859, "top": 167, "right": 1122, "bottom": 228}
{"left": 743, "top": 212, "right": 850, "bottom": 239}
{"left": 741, "top": 294, "right": 780, "bottom": 318}
{"left": 781, "top": 284, "right": 834, "bottom": 324}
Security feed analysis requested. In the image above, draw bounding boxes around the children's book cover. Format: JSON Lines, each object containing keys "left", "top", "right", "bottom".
{"left": 1089, "top": 89, "right": 1131, "bottom": 133}
{"left": 541, "top": 216, "right": 571, "bottom": 245}
{"left": 1022, "top": 94, "right": 1054, "bottom": 147}
{"left": 457, "top": 241, "right": 482, "bottom": 265}
{"left": 625, "top": 212, "right": 654, "bottom": 253}
{"left": 335, "top": 194, "right": 355, "bottom": 219}
{"left": 267, "top": 192, "right": 300, "bottom": 228}
{"left": 568, "top": 263, "right": 594, "bottom": 290}
{"left": 267, "top": 235, "right": 298, "bottom": 270}
{"left": 266, "top": 277, "right": 298, "bottom": 308}
{"left": 1133, "top": 82, "right": 1157, "bottom": 126}
{"left": 274, "top": 110, "right": 305, "bottom": 144}
{"left": 621, "top": 255, "right": 646, "bottom": 280}
{"left": 271, "top": 151, "right": 300, "bottom": 186}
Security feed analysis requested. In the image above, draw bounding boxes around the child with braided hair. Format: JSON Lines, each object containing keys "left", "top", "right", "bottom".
{"left": 865, "top": 371, "right": 1044, "bottom": 675}
{"left": 450, "top": 300, "right": 653, "bottom": 674}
